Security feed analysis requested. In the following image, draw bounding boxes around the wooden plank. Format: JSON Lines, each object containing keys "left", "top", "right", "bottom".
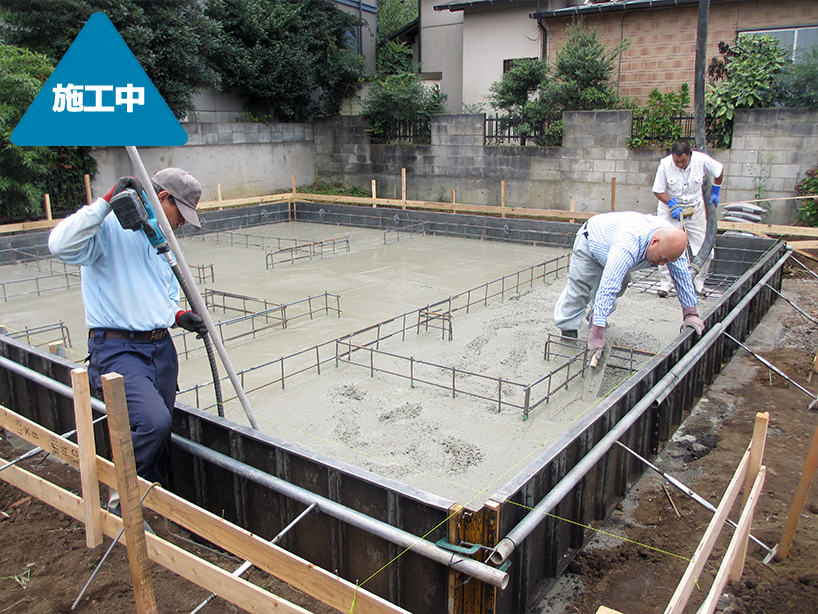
{"left": 71, "top": 368, "right": 102, "bottom": 548}
{"left": 596, "top": 608, "right": 625, "bottom": 614}
{"left": 742, "top": 412, "right": 769, "bottom": 508}
{"left": 777, "top": 420, "right": 818, "bottom": 559}
{"left": 101, "top": 372, "right": 157, "bottom": 614}
{"left": 664, "top": 447, "right": 751, "bottom": 614}
{"left": 0, "top": 405, "right": 410, "bottom": 614}
{"left": 697, "top": 467, "right": 767, "bottom": 614}
{"left": 447, "top": 503, "right": 465, "bottom": 614}
{"left": 0, "top": 457, "right": 312, "bottom": 614}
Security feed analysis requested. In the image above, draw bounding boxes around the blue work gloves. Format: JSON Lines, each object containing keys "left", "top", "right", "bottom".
{"left": 176, "top": 310, "right": 208, "bottom": 338}
{"left": 666, "top": 197, "right": 683, "bottom": 220}
{"left": 708, "top": 184, "right": 721, "bottom": 207}
{"left": 682, "top": 307, "right": 705, "bottom": 335}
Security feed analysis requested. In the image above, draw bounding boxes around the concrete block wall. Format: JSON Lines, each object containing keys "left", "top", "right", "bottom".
{"left": 91, "top": 122, "right": 314, "bottom": 203}
{"left": 726, "top": 108, "right": 818, "bottom": 223}
{"left": 314, "top": 109, "right": 818, "bottom": 225}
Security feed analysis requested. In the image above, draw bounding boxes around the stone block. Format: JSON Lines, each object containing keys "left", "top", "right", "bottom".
{"left": 594, "top": 159, "right": 617, "bottom": 173}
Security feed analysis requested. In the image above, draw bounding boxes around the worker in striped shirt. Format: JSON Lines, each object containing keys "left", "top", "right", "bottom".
{"left": 554, "top": 211, "right": 705, "bottom": 362}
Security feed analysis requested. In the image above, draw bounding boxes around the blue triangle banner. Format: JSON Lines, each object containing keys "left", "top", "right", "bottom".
{"left": 11, "top": 12, "right": 188, "bottom": 146}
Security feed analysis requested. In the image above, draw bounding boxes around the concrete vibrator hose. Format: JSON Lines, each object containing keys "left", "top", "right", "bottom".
{"left": 125, "top": 146, "right": 260, "bottom": 430}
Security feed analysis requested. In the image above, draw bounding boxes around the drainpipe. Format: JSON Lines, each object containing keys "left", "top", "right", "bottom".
{"left": 0, "top": 353, "right": 509, "bottom": 589}
{"left": 490, "top": 247, "right": 791, "bottom": 566}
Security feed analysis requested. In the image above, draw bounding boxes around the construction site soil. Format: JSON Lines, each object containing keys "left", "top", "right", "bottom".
{"left": 1, "top": 237, "right": 818, "bottom": 613}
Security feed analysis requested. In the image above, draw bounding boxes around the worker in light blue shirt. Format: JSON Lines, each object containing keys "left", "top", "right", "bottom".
{"left": 49, "top": 168, "right": 207, "bottom": 492}
{"left": 554, "top": 211, "right": 705, "bottom": 361}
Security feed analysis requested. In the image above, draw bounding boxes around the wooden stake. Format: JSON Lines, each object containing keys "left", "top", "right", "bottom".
{"left": 742, "top": 412, "right": 769, "bottom": 509}
{"left": 102, "top": 373, "right": 157, "bottom": 614}
{"left": 0, "top": 406, "right": 409, "bottom": 614}
{"left": 451, "top": 188, "right": 456, "bottom": 204}
{"left": 371, "top": 179, "right": 377, "bottom": 206}
{"left": 501, "top": 180, "right": 506, "bottom": 214}
{"left": 570, "top": 197, "right": 576, "bottom": 224}
{"left": 49, "top": 341, "right": 66, "bottom": 358}
{"left": 44, "top": 193, "right": 52, "bottom": 220}
{"left": 447, "top": 503, "right": 464, "bottom": 614}
{"left": 401, "top": 168, "right": 406, "bottom": 209}
{"left": 216, "top": 183, "right": 223, "bottom": 202}
{"left": 72, "top": 368, "right": 103, "bottom": 548}
{"left": 812, "top": 341, "right": 818, "bottom": 375}
{"left": 663, "top": 483, "right": 681, "bottom": 519}
{"left": 777, "top": 420, "right": 818, "bottom": 559}
{"left": 610, "top": 177, "right": 617, "bottom": 212}
{"left": 291, "top": 173, "right": 296, "bottom": 197}
{"left": 84, "top": 174, "right": 92, "bottom": 205}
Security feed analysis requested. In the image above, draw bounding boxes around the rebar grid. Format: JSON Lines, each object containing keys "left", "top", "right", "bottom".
{"left": 186, "top": 229, "right": 310, "bottom": 251}
{"left": 187, "top": 262, "right": 215, "bottom": 284}
{"left": 0, "top": 322, "right": 72, "bottom": 349}
{"left": 384, "top": 222, "right": 427, "bottom": 243}
{"left": 178, "top": 254, "right": 571, "bottom": 411}
{"left": 265, "top": 236, "right": 350, "bottom": 269}
{"left": 336, "top": 340, "right": 529, "bottom": 412}
{"left": 627, "top": 267, "right": 738, "bottom": 300}
{"left": 175, "top": 291, "right": 342, "bottom": 360}
{"left": 0, "top": 268, "right": 82, "bottom": 302}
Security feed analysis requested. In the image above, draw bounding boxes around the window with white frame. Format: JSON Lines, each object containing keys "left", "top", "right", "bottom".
{"left": 739, "top": 26, "right": 818, "bottom": 62}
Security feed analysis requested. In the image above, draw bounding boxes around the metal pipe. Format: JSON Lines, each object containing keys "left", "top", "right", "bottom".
{"left": 125, "top": 146, "right": 260, "bottom": 430}
{"left": 173, "top": 437, "right": 509, "bottom": 589}
{"left": 0, "top": 353, "right": 508, "bottom": 588}
{"left": 490, "top": 248, "right": 790, "bottom": 565}
{"left": 190, "top": 502, "right": 318, "bottom": 614}
{"left": 724, "top": 332, "right": 818, "bottom": 408}
{"left": 615, "top": 441, "right": 773, "bottom": 553}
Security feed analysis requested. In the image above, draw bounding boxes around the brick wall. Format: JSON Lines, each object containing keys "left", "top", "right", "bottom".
{"left": 315, "top": 109, "right": 818, "bottom": 225}
{"left": 545, "top": 0, "right": 818, "bottom": 104}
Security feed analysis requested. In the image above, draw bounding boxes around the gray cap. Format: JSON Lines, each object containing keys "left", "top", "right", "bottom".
{"left": 152, "top": 167, "right": 202, "bottom": 228}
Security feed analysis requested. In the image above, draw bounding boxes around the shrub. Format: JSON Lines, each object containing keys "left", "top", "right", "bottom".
{"left": 361, "top": 72, "right": 447, "bottom": 144}
{"left": 795, "top": 167, "right": 818, "bottom": 227}
{"left": 627, "top": 84, "right": 691, "bottom": 149}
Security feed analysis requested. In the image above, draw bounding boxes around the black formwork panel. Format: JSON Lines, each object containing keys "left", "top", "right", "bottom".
{"left": 491, "top": 238, "right": 785, "bottom": 613}
{"left": 292, "top": 201, "right": 581, "bottom": 248}
{"left": 168, "top": 405, "right": 454, "bottom": 613}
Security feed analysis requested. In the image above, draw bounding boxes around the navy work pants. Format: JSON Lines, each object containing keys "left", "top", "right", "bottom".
{"left": 87, "top": 331, "right": 178, "bottom": 486}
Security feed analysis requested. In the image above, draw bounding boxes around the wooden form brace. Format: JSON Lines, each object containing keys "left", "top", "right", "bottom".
{"left": 0, "top": 399, "right": 409, "bottom": 614}
{"left": 664, "top": 412, "right": 769, "bottom": 614}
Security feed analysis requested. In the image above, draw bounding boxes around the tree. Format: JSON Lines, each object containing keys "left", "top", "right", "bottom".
{"left": 377, "top": 0, "right": 418, "bottom": 42}
{"left": 488, "top": 18, "right": 630, "bottom": 145}
{"left": 0, "top": 43, "right": 96, "bottom": 222}
{"left": 774, "top": 46, "right": 818, "bottom": 108}
{"left": 206, "top": 0, "right": 365, "bottom": 122}
{"left": 541, "top": 18, "right": 630, "bottom": 112}
{"left": 0, "top": 0, "right": 220, "bottom": 119}
{"left": 361, "top": 72, "right": 447, "bottom": 144}
{"left": 707, "top": 35, "right": 788, "bottom": 147}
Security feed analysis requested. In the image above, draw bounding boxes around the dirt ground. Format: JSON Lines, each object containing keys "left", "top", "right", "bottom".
{"left": 2, "top": 259, "right": 818, "bottom": 613}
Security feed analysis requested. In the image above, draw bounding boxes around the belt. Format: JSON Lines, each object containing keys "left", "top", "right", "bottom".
{"left": 89, "top": 328, "right": 168, "bottom": 342}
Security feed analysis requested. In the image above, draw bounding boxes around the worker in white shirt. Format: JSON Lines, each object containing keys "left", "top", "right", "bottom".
{"left": 652, "top": 140, "right": 723, "bottom": 296}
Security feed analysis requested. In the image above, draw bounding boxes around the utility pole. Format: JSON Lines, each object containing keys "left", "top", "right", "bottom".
{"left": 695, "top": 0, "right": 710, "bottom": 154}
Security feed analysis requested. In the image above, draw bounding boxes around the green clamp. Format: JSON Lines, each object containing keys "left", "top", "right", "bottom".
{"left": 435, "top": 538, "right": 482, "bottom": 555}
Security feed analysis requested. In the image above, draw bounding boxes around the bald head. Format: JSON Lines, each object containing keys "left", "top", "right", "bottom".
{"left": 646, "top": 226, "right": 688, "bottom": 266}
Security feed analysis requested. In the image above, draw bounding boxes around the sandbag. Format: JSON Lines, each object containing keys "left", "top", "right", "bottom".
{"left": 724, "top": 202, "right": 767, "bottom": 215}
{"left": 722, "top": 210, "right": 764, "bottom": 223}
